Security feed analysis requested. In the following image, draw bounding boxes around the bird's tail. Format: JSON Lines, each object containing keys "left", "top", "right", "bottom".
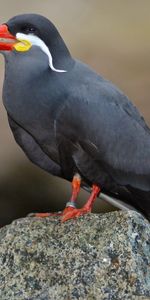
{"left": 99, "top": 192, "right": 138, "bottom": 211}
{"left": 126, "top": 187, "right": 150, "bottom": 221}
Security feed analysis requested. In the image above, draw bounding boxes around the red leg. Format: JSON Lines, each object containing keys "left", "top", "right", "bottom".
{"left": 62, "top": 184, "right": 100, "bottom": 222}
{"left": 29, "top": 173, "right": 81, "bottom": 219}
{"left": 62, "top": 173, "right": 81, "bottom": 216}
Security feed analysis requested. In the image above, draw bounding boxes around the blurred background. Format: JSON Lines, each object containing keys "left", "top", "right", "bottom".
{"left": 0, "top": 0, "right": 150, "bottom": 226}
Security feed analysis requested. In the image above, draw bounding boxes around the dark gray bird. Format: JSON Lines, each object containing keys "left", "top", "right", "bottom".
{"left": 0, "top": 14, "right": 149, "bottom": 222}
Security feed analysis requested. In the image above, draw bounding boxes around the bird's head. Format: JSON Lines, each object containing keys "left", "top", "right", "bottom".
{"left": 0, "top": 14, "right": 72, "bottom": 72}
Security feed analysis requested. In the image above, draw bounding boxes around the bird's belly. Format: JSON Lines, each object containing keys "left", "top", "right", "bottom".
{"left": 73, "top": 145, "right": 116, "bottom": 190}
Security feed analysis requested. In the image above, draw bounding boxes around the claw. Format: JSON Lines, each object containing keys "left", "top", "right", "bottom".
{"left": 61, "top": 206, "right": 91, "bottom": 222}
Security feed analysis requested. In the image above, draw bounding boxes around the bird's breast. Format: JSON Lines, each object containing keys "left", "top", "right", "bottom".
{"left": 3, "top": 66, "right": 62, "bottom": 163}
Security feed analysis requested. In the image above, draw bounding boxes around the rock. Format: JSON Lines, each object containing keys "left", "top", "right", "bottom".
{"left": 0, "top": 210, "right": 149, "bottom": 300}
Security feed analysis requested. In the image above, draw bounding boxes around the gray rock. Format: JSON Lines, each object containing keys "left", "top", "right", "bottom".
{"left": 0, "top": 210, "right": 149, "bottom": 300}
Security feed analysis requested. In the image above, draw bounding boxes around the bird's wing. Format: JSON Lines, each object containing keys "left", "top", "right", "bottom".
{"left": 55, "top": 64, "right": 150, "bottom": 190}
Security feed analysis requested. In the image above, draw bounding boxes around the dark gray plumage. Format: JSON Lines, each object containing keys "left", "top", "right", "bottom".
{"left": 0, "top": 14, "right": 150, "bottom": 219}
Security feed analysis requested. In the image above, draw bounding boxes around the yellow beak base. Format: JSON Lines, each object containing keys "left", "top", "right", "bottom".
{"left": 14, "top": 39, "right": 32, "bottom": 52}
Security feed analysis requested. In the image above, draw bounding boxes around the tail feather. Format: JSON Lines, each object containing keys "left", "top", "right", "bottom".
{"left": 99, "top": 192, "right": 139, "bottom": 212}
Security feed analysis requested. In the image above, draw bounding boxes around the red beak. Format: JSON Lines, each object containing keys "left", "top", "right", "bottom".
{"left": 0, "top": 24, "right": 16, "bottom": 51}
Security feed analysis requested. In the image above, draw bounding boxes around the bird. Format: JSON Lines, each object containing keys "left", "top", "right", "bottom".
{"left": 0, "top": 13, "right": 149, "bottom": 222}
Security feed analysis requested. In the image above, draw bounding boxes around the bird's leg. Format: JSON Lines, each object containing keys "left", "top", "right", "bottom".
{"left": 29, "top": 173, "right": 81, "bottom": 218}
{"left": 62, "top": 184, "right": 100, "bottom": 222}
{"left": 62, "top": 173, "right": 81, "bottom": 215}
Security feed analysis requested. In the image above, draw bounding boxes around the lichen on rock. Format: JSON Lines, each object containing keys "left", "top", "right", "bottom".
{"left": 0, "top": 211, "right": 149, "bottom": 300}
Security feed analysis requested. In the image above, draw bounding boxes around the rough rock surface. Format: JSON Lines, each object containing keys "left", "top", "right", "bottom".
{"left": 0, "top": 210, "right": 149, "bottom": 300}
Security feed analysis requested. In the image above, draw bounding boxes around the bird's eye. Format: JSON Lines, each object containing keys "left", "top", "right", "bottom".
{"left": 21, "top": 26, "right": 36, "bottom": 34}
{"left": 28, "top": 27, "right": 35, "bottom": 32}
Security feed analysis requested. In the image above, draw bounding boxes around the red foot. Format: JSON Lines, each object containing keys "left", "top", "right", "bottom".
{"left": 61, "top": 206, "right": 91, "bottom": 222}
{"left": 62, "top": 184, "right": 100, "bottom": 222}
{"left": 29, "top": 211, "right": 62, "bottom": 218}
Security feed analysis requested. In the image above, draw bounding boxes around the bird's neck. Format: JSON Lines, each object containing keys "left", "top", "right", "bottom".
{"left": 38, "top": 21, "right": 73, "bottom": 70}
{"left": 48, "top": 34, "right": 73, "bottom": 71}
